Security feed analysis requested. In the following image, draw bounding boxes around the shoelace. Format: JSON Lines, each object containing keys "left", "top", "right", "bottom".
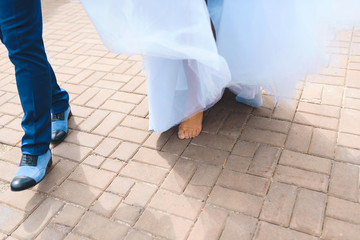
{"left": 52, "top": 112, "right": 65, "bottom": 121}
{"left": 20, "top": 155, "right": 38, "bottom": 166}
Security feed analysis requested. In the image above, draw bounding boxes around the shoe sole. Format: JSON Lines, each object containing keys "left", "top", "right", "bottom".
{"left": 51, "top": 111, "right": 72, "bottom": 145}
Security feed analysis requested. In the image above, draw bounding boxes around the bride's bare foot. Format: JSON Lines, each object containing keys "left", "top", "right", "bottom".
{"left": 178, "top": 112, "right": 203, "bottom": 139}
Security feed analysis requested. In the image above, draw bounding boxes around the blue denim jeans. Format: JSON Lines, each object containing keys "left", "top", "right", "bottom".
{"left": 0, "top": 0, "right": 69, "bottom": 155}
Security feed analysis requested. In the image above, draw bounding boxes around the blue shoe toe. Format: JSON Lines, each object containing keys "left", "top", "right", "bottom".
{"left": 11, "top": 176, "right": 36, "bottom": 191}
{"left": 11, "top": 150, "right": 52, "bottom": 191}
{"left": 51, "top": 130, "right": 66, "bottom": 144}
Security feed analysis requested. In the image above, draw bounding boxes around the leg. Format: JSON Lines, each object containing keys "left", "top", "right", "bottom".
{"left": 0, "top": 0, "right": 52, "bottom": 155}
{"left": 178, "top": 0, "right": 216, "bottom": 139}
{"left": 0, "top": 0, "right": 67, "bottom": 190}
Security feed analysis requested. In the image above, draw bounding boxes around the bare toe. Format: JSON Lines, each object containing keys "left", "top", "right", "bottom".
{"left": 178, "top": 128, "right": 185, "bottom": 140}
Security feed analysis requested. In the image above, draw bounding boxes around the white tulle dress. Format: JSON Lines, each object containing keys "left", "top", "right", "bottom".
{"left": 80, "top": 0, "right": 360, "bottom": 133}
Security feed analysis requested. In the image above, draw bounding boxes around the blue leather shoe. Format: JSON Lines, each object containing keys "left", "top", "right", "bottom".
{"left": 11, "top": 150, "right": 52, "bottom": 191}
{"left": 236, "top": 90, "right": 263, "bottom": 108}
{"left": 51, "top": 106, "right": 71, "bottom": 144}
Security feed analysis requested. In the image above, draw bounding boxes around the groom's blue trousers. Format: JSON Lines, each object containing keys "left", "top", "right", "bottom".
{"left": 0, "top": 0, "right": 69, "bottom": 155}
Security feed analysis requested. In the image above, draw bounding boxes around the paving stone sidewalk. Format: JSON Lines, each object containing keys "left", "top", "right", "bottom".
{"left": 0, "top": 0, "right": 360, "bottom": 239}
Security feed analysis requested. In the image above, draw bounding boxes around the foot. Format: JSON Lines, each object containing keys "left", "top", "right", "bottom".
{"left": 11, "top": 150, "right": 52, "bottom": 191}
{"left": 178, "top": 112, "right": 203, "bottom": 140}
{"left": 51, "top": 106, "right": 71, "bottom": 144}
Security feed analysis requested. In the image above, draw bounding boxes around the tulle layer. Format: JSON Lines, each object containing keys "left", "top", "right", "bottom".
{"left": 81, "top": 0, "right": 360, "bottom": 132}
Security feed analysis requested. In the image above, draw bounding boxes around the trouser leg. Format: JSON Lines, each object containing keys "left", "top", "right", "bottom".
{"left": 0, "top": 0, "right": 68, "bottom": 155}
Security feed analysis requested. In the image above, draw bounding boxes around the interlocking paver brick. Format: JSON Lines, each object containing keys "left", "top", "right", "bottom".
{"left": 231, "top": 141, "right": 258, "bottom": 157}
{"left": 191, "top": 132, "right": 236, "bottom": 151}
{"left": 220, "top": 212, "right": 258, "bottom": 240}
{"left": 0, "top": 147, "right": 22, "bottom": 165}
{"left": 100, "top": 99, "right": 135, "bottom": 114}
{"left": 123, "top": 182, "right": 157, "bottom": 207}
{"left": 161, "top": 158, "right": 197, "bottom": 193}
{"left": 339, "top": 108, "right": 360, "bottom": 135}
{"left": 208, "top": 186, "right": 263, "bottom": 217}
{"left": 329, "top": 162, "right": 359, "bottom": 202}
{"left": 0, "top": 190, "right": 45, "bottom": 213}
{"left": 327, "top": 196, "right": 360, "bottom": 224}
{"left": 52, "top": 180, "right": 102, "bottom": 207}
{"left": 93, "top": 138, "right": 121, "bottom": 157}
{"left": 109, "top": 126, "right": 149, "bottom": 144}
{"left": 240, "top": 127, "right": 287, "bottom": 147}
{"left": 344, "top": 97, "right": 360, "bottom": 111}
{"left": 74, "top": 212, "right": 129, "bottom": 240}
{"left": 285, "top": 123, "right": 312, "bottom": 152}
{"left": 187, "top": 205, "right": 228, "bottom": 240}
{"left": 323, "top": 217, "right": 360, "bottom": 240}
{"left": 130, "top": 96, "right": 149, "bottom": 117}
{"left": 279, "top": 150, "right": 332, "bottom": 175}
{"left": 0, "top": 128, "right": 22, "bottom": 146}
{"left": 337, "top": 132, "right": 360, "bottom": 149}
{"left": 184, "top": 184, "right": 211, "bottom": 200}
{"left": 290, "top": 189, "right": 326, "bottom": 236}
{"left": 309, "top": 128, "right": 337, "bottom": 158}
{"left": 307, "top": 74, "right": 345, "bottom": 86}
{"left": 121, "top": 76, "right": 145, "bottom": 92}
{"left": 77, "top": 109, "right": 109, "bottom": 132}
{"left": 202, "top": 107, "right": 229, "bottom": 134}
{"left": 72, "top": 87, "right": 99, "bottom": 105}
{"left": 0, "top": 160, "right": 17, "bottom": 183}
{"left": 219, "top": 112, "right": 248, "bottom": 138}
{"left": 162, "top": 133, "right": 191, "bottom": 155}
{"left": 113, "top": 203, "right": 142, "bottom": 226}
{"left": 335, "top": 146, "right": 360, "bottom": 165}
{"left": 149, "top": 189, "right": 203, "bottom": 220}
{"left": 253, "top": 221, "right": 317, "bottom": 240}
{"left": 112, "top": 91, "right": 144, "bottom": 104}
{"left": 135, "top": 208, "right": 193, "bottom": 240}
{"left": 34, "top": 223, "right": 71, "bottom": 240}
{"left": 70, "top": 105, "right": 94, "bottom": 118}
{"left": 273, "top": 100, "right": 297, "bottom": 121}
{"left": 346, "top": 70, "right": 360, "bottom": 88}
{"left": 0, "top": 204, "right": 25, "bottom": 234}
{"left": 52, "top": 142, "right": 92, "bottom": 163}
{"left": 132, "top": 147, "right": 177, "bottom": 169}
{"left": 124, "top": 230, "right": 153, "bottom": 240}
{"left": 111, "top": 142, "right": 139, "bottom": 161}
{"left": 100, "top": 158, "right": 125, "bottom": 173}
{"left": 224, "top": 155, "right": 251, "bottom": 173}
{"left": 106, "top": 176, "right": 134, "bottom": 196}
{"left": 90, "top": 191, "right": 122, "bottom": 217}
{"left": 274, "top": 165, "right": 328, "bottom": 192}
{"left": 248, "top": 145, "right": 280, "bottom": 177}
{"left": 12, "top": 198, "right": 64, "bottom": 240}
{"left": 121, "top": 161, "right": 168, "bottom": 185}
{"left": 217, "top": 169, "right": 269, "bottom": 197}
{"left": 68, "top": 164, "right": 116, "bottom": 189}
{"left": 294, "top": 112, "right": 338, "bottom": 130}
{"left": 52, "top": 204, "right": 85, "bottom": 228}
{"left": 182, "top": 144, "right": 228, "bottom": 165}
{"left": 189, "top": 163, "right": 221, "bottom": 187}
{"left": 260, "top": 182, "right": 297, "bottom": 226}
{"left": 65, "top": 131, "right": 103, "bottom": 149}
{"left": 82, "top": 154, "right": 105, "bottom": 168}
{"left": 143, "top": 129, "right": 173, "bottom": 150}
{"left": 246, "top": 116, "right": 291, "bottom": 134}
{"left": 92, "top": 112, "right": 125, "bottom": 136}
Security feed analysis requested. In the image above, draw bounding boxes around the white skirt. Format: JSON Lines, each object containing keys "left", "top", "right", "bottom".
{"left": 81, "top": 0, "right": 360, "bottom": 132}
